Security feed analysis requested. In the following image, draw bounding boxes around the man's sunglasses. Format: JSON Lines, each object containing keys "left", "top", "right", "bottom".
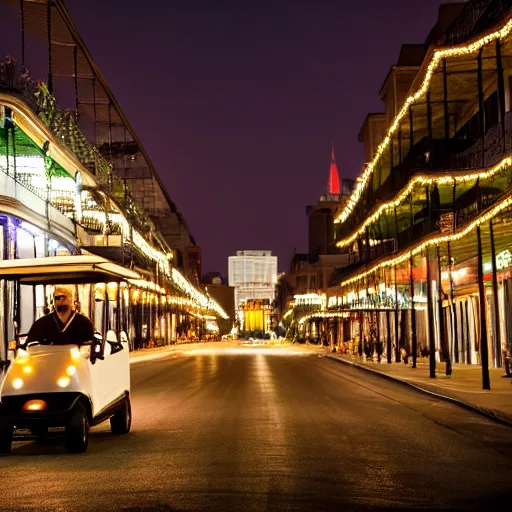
{"left": 54, "top": 295, "right": 68, "bottom": 301}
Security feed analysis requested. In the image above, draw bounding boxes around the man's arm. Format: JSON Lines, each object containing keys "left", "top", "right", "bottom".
{"left": 25, "top": 317, "right": 44, "bottom": 343}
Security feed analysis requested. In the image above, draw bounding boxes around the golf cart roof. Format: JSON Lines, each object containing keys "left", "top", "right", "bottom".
{"left": 0, "top": 255, "right": 141, "bottom": 284}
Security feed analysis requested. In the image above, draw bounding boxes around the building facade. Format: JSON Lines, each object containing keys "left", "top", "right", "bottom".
{"left": 228, "top": 250, "right": 278, "bottom": 307}
{"left": 278, "top": 147, "right": 353, "bottom": 341}
{"left": 0, "top": 2, "right": 227, "bottom": 360}
{"left": 286, "top": 0, "right": 512, "bottom": 384}
{"left": 201, "top": 272, "right": 235, "bottom": 335}
{"left": 0, "top": 0, "right": 203, "bottom": 283}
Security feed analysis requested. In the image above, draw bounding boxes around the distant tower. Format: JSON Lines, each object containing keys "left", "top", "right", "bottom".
{"left": 305, "top": 144, "right": 343, "bottom": 256}
{"left": 328, "top": 142, "right": 341, "bottom": 195}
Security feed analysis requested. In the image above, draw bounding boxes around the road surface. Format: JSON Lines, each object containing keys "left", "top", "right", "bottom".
{"left": 1, "top": 345, "right": 511, "bottom": 511}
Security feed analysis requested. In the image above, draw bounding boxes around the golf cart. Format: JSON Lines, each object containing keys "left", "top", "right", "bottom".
{"left": 0, "top": 255, "right": 140, "bottom": 453}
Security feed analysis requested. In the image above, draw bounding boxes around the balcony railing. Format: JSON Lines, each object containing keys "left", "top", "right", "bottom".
{"left": 334, "top": 185, "right": 511, "bottom": 284}
{"left": 0, "top": 165, "right": 75, "bottom": 240}
{"left": 337, "top": 114, "right": 512, "bottom": 242}
{"left": 0, "top": 57, "right": 155, "bottom": 244}
{"left": 444, "top": 0, "right": 512, "bottom": 46}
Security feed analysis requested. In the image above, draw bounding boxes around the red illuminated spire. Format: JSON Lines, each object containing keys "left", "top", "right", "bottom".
{"left": 328, "top": 142, "right": 341, "bottom": 194}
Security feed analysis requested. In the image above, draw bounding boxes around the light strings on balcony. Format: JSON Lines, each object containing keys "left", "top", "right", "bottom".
{"left": 335, "top": 17, "right": 512, "bottom": 226}
{"left": 335, "top": 157, "right": 512, "bottom": 248}
{"left": 339, "top": 192, "right": 512, "bottom": 288}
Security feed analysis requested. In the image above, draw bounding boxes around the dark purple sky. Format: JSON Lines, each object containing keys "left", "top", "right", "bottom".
{"left": 66, "top": 0, "right": 446, "bottom": 275}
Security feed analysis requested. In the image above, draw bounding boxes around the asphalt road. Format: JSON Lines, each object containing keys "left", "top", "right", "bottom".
{"left": 1, "top": 345, "right": 512, "bottom": 511}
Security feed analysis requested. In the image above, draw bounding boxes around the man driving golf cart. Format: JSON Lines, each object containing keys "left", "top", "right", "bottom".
{"left": 0, "top": 255, "right": 136, "bottom": 454}
{"left": 26, "top": 286, "right": 94, "bottom": 346}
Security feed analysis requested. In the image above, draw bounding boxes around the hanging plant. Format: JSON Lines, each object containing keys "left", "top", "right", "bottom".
{"left": 34, "top": 82, "right": 57, "bottom": 128}
{"left": 41, "top": 140, "right": 57, "bottom": 184}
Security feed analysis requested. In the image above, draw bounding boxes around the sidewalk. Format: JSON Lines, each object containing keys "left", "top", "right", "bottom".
{"left": 326, "top": 352, "right": 512, "bottom": 427}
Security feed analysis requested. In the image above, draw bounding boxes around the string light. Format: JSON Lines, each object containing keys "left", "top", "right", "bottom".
{"left": 293, "top": 293, "right": 326, "bottom": 307}
{"left": 128, "top": 275, "right": 227, "bottom": 318}
{"left": 335, "top": 18, "right": 512, "bottom": 226}
{"left": 6, "top": 92, "right": 226, "bottom": 319}
{"left": 81, "top": 209, "right": 173, "bottom": 275}
{"left": 171, "top": 268, "right": 229, "bottom": 319}
{"left": 336, "top": 157, "right": 512, "bottom": 248}
{"left": 298, "top": 312, "right": 349, "bottom": 326}
{"left": 339, "top": 192, "right": 512, "bottom": 288}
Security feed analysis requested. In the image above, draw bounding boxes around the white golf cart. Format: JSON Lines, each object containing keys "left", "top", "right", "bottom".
{"left": 0, "top": 255, "right": 140, "bottom": 453}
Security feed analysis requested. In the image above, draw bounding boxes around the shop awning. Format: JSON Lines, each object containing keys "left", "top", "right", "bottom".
{"left": 0, "top": 255, "right": 141, "bottom": 284}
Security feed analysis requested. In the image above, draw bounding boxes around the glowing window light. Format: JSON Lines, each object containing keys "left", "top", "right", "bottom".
{"left": 328, "top": 296, "right": 337, "bottom": 308}
{"left": 30, "top": 175, "right": 76, "bottom": 192}
{"left": 294, "top": 293, "right": 324, "bottom": 305}
{"left": 441, "top": 267, "right": 468, "bottom": 281}
{"left": 335, "top": 18, "right": 512, "bottom": 227}
{"left": 17, "top": 225, "right": 35, "bottom": 252}
{"left": 0, "top": 155, "right": 45, "bottom": 175}
{"left": 48, "top": 239, "right": 60, "bottom": 250}
{"left": 19, "top": 221, "right": 43, "bottom": 237}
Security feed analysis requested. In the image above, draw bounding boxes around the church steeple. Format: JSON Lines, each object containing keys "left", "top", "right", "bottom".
{"left": 328, "top": 142, "right": 341, "bottom": 194}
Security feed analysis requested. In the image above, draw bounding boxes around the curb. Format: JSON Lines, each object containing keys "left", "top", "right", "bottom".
{"left": 325, "top": 354, "right": 512, "bottom": 429}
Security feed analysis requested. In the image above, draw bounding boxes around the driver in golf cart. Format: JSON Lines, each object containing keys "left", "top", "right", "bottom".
{"left": 26, "top": 286, "right": 94, "bottom": 346}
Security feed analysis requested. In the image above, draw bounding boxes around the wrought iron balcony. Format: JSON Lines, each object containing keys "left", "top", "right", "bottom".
{"left": 0, "top": 57, "right": 156, "bottom": 247}
{"left": 444, "top": 0, "right": 512, "bottom": 46}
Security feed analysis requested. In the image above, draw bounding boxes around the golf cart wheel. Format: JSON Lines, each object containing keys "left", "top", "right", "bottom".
{"left": 505, "top": 358, "right": 511, "bottom": 378}
{"left": 65, "top": 402, "right": 89, "bottom": 453}
{"left": 0, "top": 415, "right": 13, "bottom": 454}
{"left": 110, "top": 396, "right": 131, "bottom": 435}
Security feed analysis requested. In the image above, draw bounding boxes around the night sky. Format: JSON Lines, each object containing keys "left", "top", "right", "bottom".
{"left": 65, "top": 0, "right": 448, "bottom": 275}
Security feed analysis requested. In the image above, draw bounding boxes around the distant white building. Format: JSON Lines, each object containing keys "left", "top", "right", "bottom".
{"left": 228, "top": 250, "right": 278, "bottom": 307}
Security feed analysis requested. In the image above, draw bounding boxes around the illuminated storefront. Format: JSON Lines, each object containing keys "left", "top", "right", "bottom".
{"left": 239, "top": 299, "right": 272, "bottom": 334}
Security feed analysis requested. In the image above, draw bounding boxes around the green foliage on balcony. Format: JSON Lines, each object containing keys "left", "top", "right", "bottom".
{"left": 0, "top": 124, "right": 72, "bottom": 179}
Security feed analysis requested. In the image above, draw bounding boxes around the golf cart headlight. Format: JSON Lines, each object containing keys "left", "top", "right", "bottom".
{"left": 12, "top": 378, "right": 24, "bottom": 390}
{"left": 66, "top": 365, "right": 76, "bottom": 376}
{"left": 74, "top": 345, "right": 91, "bottom": 360}
{"left": 71, "top": 346, "right": 91, "bottom": 360}
{"left": 15, "top": 349, "right": 29, "bottom": 364}
{"left": 81, "top": 345, "right": 91, "bottom": 358}
{"left": 57, "top": 377, "right": 70, "bottom": 388}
